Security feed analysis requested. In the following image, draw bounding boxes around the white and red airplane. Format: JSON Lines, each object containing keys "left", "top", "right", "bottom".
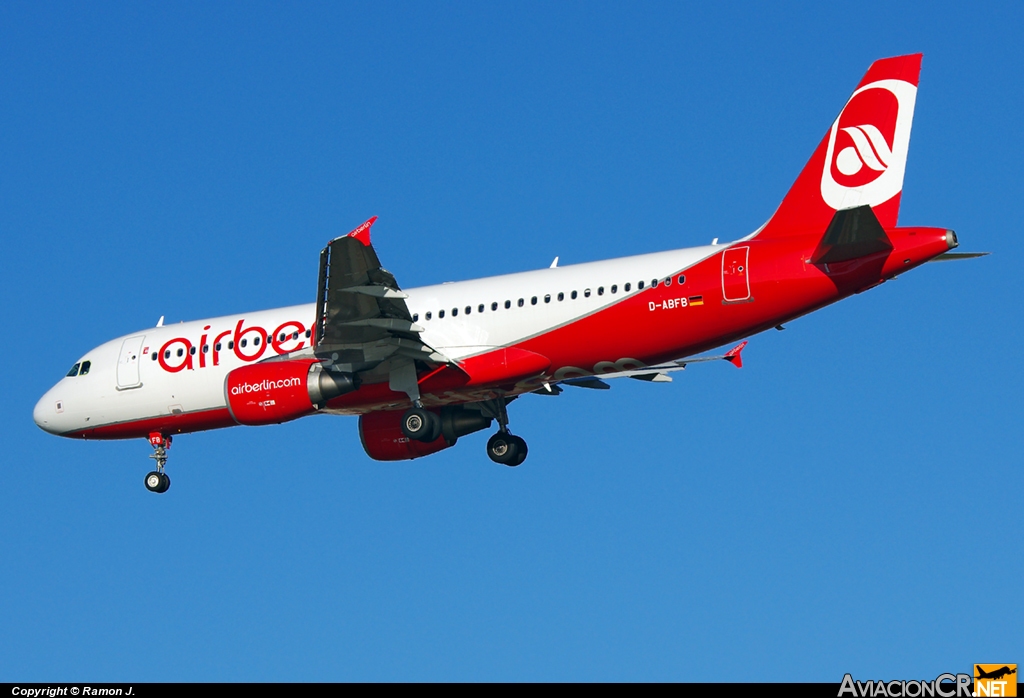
{"left": 33, "top": 54, "right": 981, "bottom": 492}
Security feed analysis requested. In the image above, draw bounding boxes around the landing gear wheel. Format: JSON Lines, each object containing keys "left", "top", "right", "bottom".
{"left": 487, "top": 432, "right": 521, "bottom": 465}
{"left": 401, "top": 407, "right": 441, "bottom": 442}
{"left": 509, "top": 435, "right": 528, "bottom": 466}
{"left": 145, "top": 471, "right": 170, "bottom": 493}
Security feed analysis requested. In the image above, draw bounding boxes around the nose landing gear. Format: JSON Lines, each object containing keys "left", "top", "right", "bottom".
{"left": 145, "top": 432, "right": 171, "bottom": 493}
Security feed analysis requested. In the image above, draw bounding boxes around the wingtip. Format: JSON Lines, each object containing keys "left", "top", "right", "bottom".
{"left": 346, "top": 216, "right": 378, "bottom": 246}
{"left": 724, "top": 341, "right": 747, "bottom": 368}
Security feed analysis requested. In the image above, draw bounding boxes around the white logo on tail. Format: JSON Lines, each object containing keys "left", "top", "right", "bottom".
{"left": 820, "top": 79, "right": 917, "bottom": 210}
{"left": 835, "top": 125, "right": 892, "bottom": 175}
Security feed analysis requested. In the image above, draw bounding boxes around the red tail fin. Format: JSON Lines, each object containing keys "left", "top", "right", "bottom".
{"left": 756, "top": 54, "right": 922, "bottom": 240}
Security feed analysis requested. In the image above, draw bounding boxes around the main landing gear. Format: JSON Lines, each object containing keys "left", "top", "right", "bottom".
{"left": 145, "top": 432, "right": 171, "bottom": 493}
{"left": 398, "top": 397, "right": 529, "bottom": 467}
{"left": 480, "top": 397, "right": 527, "bottom": 467}
{"left": 400, "top": 407, "right": 442, "bottom": 442}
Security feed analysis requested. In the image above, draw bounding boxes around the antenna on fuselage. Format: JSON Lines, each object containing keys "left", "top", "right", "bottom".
{"left": 156, "top": 315, "right": 164, "bottom": 327}
{"left": 550, "top": 257, "right": 559, "bottom": 268}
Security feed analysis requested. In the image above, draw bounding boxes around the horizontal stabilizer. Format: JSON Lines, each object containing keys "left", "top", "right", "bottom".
{"left": 811, "top": 205, "right": 893, "bottom": 264}
{"left": 927, "top": 251, "right": 990, "bottom": 262}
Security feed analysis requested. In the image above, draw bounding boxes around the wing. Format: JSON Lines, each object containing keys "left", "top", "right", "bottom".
{"left": 313, "top": 217, "right": 451, "bottom": 378}
{"left": 538, "top": 342, "right": 747, "bottom": 394}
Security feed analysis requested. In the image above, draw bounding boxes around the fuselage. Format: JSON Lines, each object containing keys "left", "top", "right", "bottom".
{"left": 33, "top": 225, "right": 954, "bottom": 441}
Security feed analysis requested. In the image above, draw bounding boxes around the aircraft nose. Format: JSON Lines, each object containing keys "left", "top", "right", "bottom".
{"left": 33, "top": 390, "right": 63, "bottom": 435}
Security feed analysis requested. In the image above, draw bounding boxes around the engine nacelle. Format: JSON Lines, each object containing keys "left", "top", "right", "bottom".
{"left": 225, "top": 359, "right": 357, "bottom": 426}
{"left": 359, "top": 406, "right": 492, "bottom": 461}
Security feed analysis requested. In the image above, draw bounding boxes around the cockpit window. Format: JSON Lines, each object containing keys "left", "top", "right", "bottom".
{"left": 79, "top": 361, "right": 91, "bottom": 375}
{"left": 66, "top": 363, "right": 80, "bottom": 378}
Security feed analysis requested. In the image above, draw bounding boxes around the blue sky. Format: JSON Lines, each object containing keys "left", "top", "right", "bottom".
{"left": 1, "top": 1, "right": 1020, "bottom": 681}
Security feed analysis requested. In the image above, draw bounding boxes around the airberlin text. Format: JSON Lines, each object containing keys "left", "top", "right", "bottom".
{"left": 838, "top": 673, "right": 972, "bottom": 698}
{"left": 649, "top": 298, "right": 688, "bottom": 311}
{"left": 230, "top": 377, "right": 302, "bottom": 395}
{"left": 158, "top": 318, "right": 309, "bottom": 374}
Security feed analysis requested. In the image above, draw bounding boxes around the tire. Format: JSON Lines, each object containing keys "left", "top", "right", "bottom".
{"left": 145, "top": 471, "right": 163, "bottom": 492}
{"left": 158, "top": 473, "right": 171, "bottom": 493}
{"left": 486, "top": 432, "right": 520, "bottom": 465}
{"left": 401, "top": 408, "right": 441, "bottom": 442}
{"left": 508, "top": 435, "right": 528, "bottom": 466}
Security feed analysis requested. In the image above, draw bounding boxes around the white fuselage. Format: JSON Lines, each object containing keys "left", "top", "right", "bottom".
{"left": 34, "top": 244, "right": 721, "bottom": 437}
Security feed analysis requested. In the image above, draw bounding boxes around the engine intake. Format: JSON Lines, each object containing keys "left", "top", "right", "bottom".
{"left": 359, "top": 406, "right": 492, "bottom": 461}
{"left": 225, "top": 359, "right": 357, "bottom": 426}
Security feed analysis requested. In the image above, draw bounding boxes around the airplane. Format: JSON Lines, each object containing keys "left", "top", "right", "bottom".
{"left": 976, "top": 666, "right": 1017, "bottom": 681}
{"left": 33, "top": 53, "right": 983, "bottom": 493}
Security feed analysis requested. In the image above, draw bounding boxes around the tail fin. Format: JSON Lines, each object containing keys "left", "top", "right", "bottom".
{"left": 756, "top": 54, "right": 922, "bottom": 240}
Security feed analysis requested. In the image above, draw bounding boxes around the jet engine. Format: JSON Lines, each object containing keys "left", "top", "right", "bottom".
{"left": 359, "top": 406, "right": 492, "bottom": 461}
{"left": 225, "top": 359, "right": 357, "bottom": 426}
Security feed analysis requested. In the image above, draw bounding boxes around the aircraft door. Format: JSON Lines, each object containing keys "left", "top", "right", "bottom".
{"left": 116, "top": 335, "right": 145, "bottom": 390}
{"left": 722, "top": 246, "right": 751, "bottom": 302}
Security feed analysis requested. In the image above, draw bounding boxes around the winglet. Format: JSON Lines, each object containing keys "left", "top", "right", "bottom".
{"left": 724, "top": 341, "right": 747, "bottom": 368}
{"left": 346, "top": 216, "right": 378, "bottom": 247}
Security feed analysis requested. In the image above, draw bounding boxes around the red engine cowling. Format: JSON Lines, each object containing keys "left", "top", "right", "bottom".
{"left": 358, "top": 406, "right": 493, "bottom": 461}
{"left": 358, "top": 409, "right": 453, "bottom": 461}
{"left": 225, "top": 359, "right": 357, "bottom": 426}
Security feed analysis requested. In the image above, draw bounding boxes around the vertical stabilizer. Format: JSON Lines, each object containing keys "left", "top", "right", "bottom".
{"left": 756, "top": 54, "right": 922, "bottom": 240}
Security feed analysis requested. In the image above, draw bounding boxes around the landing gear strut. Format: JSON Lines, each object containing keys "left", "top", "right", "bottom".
{"left": 481, "top": 396, "right": 528, "bottom": 467}
{"left": 145, "top": 432, "right": 171, "bottom": 493}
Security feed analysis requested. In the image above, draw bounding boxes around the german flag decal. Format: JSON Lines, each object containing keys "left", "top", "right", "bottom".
{"left": 688, "top": 295, "right": 704, "bottom": 306}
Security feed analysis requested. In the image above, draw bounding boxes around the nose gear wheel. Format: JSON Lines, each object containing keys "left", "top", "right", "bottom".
{"left": 146, "top": 432, "right": 172, "bottom": 493}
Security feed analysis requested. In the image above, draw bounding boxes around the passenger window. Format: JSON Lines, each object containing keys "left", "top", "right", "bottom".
{"left": 638, "top": 280, "right": 645, "bottom": 289}
{"left": 491, "top": 302, "right": 498, "bottom": 311}
{"left": 611, "top": 285, "right": 617, "bottom": 294}
{"left": 557, "top": 292, "right": 564, "bottom": 301}
{"left": 189, "top": 347, "right": 196, "bottom": 355}
{"left": 505, "top": 300, "right": 511, "bottom": 309}
{"left": 571, "top": 290, "right": 578, "bottom": 299}
{"left": 425, "top": 311, "right": 432, "bottom": 320}
{"left": 177, "top": 348, "right": 185, "bottom": 356}
{"left": 215, "top": 343, "right": 222, "bottom": 351}
{"left": 66, "top": 363, "right": 80, "bottom": 377}
{"left": 151, "top": 353, "right": 158, "bottom": 361}
{"left": 202, "top": 345, "right": 209, "bottom": 353}
{"left": 412, "top": 313, "right": 419, "bottom": 322}
{"left": 584, "top": 289, "right": 591, "bottom": 298}
{"left": 597, "top": 287, "right": 604, "bottom": 296}
{"left": 518, "top": 299, "right": 524, "bottom": 307}
{"left": 624, "top": 283, "right": 631, "bottom": 292}
{"left": 254, "top": 336, "right": 260, "bottom": 345}
{"left": 652, "top": 279, "right": 658, "bottom": 287}
{"left": 305, "top": 330, "right": 311, "bottom": 338}
{"left": 292, "top": 332, "right": 299, "bottom": 340}
{"left": 228, "top": 341, "right": 234, "bottom": 349}
{"left": 531, "top": 296, "right": 537, "bottom": 305}
{"left": 452, "top": 308, "right": 458, "bottom": 316}
{"left": 240, "top": 340, "right": 247, "bottom": 348}
{"left": 666, "top": 277, "right": 673, "bottom": 287}
{"left": 479, "top": 304, "right": 485, "bottom": 313}
{"left": 439, "top": 310, "right": 445, "bottom": 318}
{"left": 678, "top": 275, "right": 686, "bottom": 285}
{"left": 465, "top": 306, "right": 471, "bottom": 315}
{"left": 544, "top": 294, "right": 551, "bottom": 303}
{"left": 164, "top": 350, "right": 171, "bottom": 359}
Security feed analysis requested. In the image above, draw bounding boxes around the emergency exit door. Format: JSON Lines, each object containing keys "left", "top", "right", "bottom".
{"left": 722, "top": 246, "right": 751, "bottom": 303}
{"left": 116, "top": 335, "right": 145, "bottom": 389}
